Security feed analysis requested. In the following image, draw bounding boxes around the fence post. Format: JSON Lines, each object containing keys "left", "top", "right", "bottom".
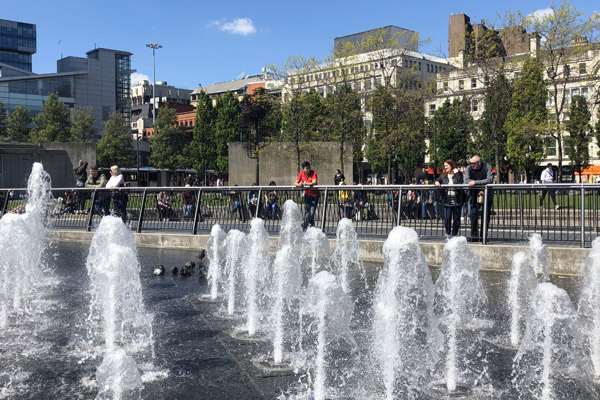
{"left": 86, "top": 189, "right": 97, "bottom": 232}
{"left": 396, "top": 188, "right": 403, "bottom": 227}
{"left": 482, "top": 187, "right": 489, "bottom": 245}
{"left": 519, "top": 190, "right": 524, "bottom": 233}
{"left": 581, "top": 187, "right": 586, "bottom": 248}
{"left": 137, "top": 189, "right": 147, "bottom": 234}
{"left": 1, "top": 190, "right": 9, "bottom": 217}
{"left": 255, "top": 188, "right": 262, "bottom": 219}
{"left": 320, "top": 189, "right": 328, "bottom": 231}
{"left": 593, "top": 189, "right": 597, "bottom": 233}
{"left": 192, "top": 188, "right": 202, "bottom": 235}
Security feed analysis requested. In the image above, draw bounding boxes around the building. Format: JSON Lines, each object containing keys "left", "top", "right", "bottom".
{"left": 0, "top": 19, "right": 36, "bottom": 73}
{"left": 190, "top": 73, "right": 281, "bottom": 106}
{"left": 0, "top": 44, "right": 132, "bottom": 141}
{"left": 131, "top": 80, "right": 192, "bottom": 106}
{"left": 426, "top": 13, "right": 600, "bottom": 180}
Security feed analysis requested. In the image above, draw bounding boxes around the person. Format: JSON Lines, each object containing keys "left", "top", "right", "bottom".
{"left": 106, "top": 165, "right": 127, "bottom": 220}
{"left": 264, "top": 181, "right": 278, "bottom": 220}
{"left": 353, "top": 186, "right": 371, "bottom": 220}
{"left": 59, "top": 191, "right": 76, "bottom": 216}
{"left": 182, "top": 184, "right": 196, "bottom": 219}
{"left": 85, "top": 165, "right": 107, "bottom": 216}
{"left": 435, "top": 160, "right": 465, "bottom": 240}
{"left": 388, "top": 188, "right": 399, "bottom": 222}
{"left": 540, "top": 163, "right": 561, "bottom": 210}
{"left": 157, "top": 191, "right": 172, "bottom": 221}
{"left": 248, "top": 184, "right": 259, "bottom": 218}
{"left": 228, "top": 185, "right": 244, "bottom": 221}
{"left": 421, "top": 182, "right": 440, "bottom": 220}
{"left": 295, "top": 161, "right": 319, "bottom": 230}
{"left": 338, "top": 179, "right": 352, "bottom": 219}
{"left": 333, "top": 169, "right": 345, "bottom": 186}
{"left": 464, "top": 155, "right": 494, "bottom": 242}
{"left": 73, "top": 160, "right": 88, "bottom": 187}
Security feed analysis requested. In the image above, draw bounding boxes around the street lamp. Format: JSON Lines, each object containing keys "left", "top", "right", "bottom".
{"left": 145, "top": 43, "right": 162, "bottom": 125}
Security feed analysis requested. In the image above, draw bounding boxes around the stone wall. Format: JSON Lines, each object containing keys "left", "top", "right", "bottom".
{"left": 228, "top": 141, "right": 353, "bottom": 186}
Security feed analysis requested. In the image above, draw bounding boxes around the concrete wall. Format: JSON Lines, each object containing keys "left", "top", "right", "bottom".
{"left": 228, "top": 141, "right": 353, "bottom": 186}
{"left": 52, "top": 230, "right": 591, "bottom": 276}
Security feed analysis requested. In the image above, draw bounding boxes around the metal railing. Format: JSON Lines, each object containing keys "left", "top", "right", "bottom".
{"left": 1, "top": 184, "right": 599, "bottom": 247}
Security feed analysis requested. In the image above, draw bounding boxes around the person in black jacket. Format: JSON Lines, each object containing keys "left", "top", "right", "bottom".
{"left": 435, "top": 159, "right": 465, "bottom": 240}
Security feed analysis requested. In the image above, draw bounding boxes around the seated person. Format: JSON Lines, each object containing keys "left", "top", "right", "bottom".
{"left": 248, "top": 185, "right": 259, "bottom": 218}
{"left": 338, "top": 179, "right": 353, "bottom": 219}
{"left": 228, "top": 186, "right": 245, "bottom": 221}
{"left": 106, "top": 165, "right": 127, "bottom": 220}
{"left": 353, "top": 188, "right": 372, "bottom": 220}
{"left": 85, "top": 165, "right": 107, "bottom": 216}
{"left": 182, "top": 185, "right": 196, "bottom": 218}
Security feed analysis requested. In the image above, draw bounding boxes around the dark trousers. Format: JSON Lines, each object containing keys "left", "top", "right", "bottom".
{"left": 444, "top": 205, "right": 461, "bottom": 236}
{"left": 540, "top": 189, "right": 557, "bottom": 207}
{"left": 470, "top": 196, "right": 492, "bottom": 239}
{"left": 303, "top": 195, "right": 319, "bottom": 229}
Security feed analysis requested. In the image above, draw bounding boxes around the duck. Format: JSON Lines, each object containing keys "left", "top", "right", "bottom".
{"left": 180, "top": 267, "right": 191, "bottom": 277}
{"left": 153, "top": 265, "right": 165, "bottom": 276}
{"left": 185, "top": 261, "right": 195, "bottom": 270}
{"left": 170, "top": 266, "right": 178, "bottom": 275}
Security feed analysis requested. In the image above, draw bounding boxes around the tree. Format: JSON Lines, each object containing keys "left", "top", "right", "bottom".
{"left": 5, "top": 106, "right": 32, "bottom": 142}
{"left": 30, "top": 92, "right": 71, "bottom": 142}
{"left": 514, "top": 1, "right": 600, "bottom": 178}
{"left": 240, "top": 87, "right": 281, "bottom": 184}
{"left": 323, "top": 84, "right": 365, "bottom": 178}
{"left": 190, "top": 90, "right": 216, "bottom": 183}
{"left": 505, "top": 57, "right": 548, "bottom": 183}
{"left": 213, "top": 91, "right": 241, "bottom": 175}
{"left": 96, "top": 112, "right": 134, "bottom": 167}
{"left": 149, "top": 107, "right": 190, "bottom": 170}
{"left": 475, "top": 74, "right": 513, "bottom": 182}
{"left": 565, "top": 95, "right": 592, "bottom": 178}
{"left": 70, "top": 107, "right": 97, "bottom": 141}
{"left": 432, "top": 99, "right": 473, "bottom": 167}
{"left": 268, "top": 54, "right": 319, "bottom": 170}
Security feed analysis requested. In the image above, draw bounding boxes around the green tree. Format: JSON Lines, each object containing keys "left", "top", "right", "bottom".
{"left": 190, "top": 90, "right": 216, "bottom": 183}
{"left": 213, "top": 91, "right": 241, "bottom": 175}
{"left": 505, "top": 57, "right": 548, "bottom": 183}
{"left": 475, "top": 74, "right": 513, "bottom": 182}
{"left": 432, "top": 99, "right": 473, "bottom": 167}
{"left": 565, "top": 95, "right": 592, "bottom": 177}
{"left": 149, "top": 107, "right": 190, "bottom": 170}
{"left": 510, "top": 0, "right": 600, "bottom": 178}
{"left": 5, "top": 106, "right": 32, "bottom": 142}
{"left": 30, "top": 92, "right": 72, "bottom": 142}
{"left": 323, "top": 84, "right": 365, "bottom": 177}
{"left": 97, "top": 112, "right": 134, "bottom": 167}
{"left": 70, "top": 107, "right": 97, "bottom": 141}
{"left": 596, "top": 108, "right": 600, "bottom": 159}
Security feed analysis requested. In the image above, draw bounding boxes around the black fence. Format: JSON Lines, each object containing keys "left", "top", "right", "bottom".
{"left": 1, "top": 184, "right": 599, "bottom": 247}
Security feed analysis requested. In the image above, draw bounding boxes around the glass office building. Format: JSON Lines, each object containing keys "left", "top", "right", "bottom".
{"left": 0, "top": 19, "right": 36, "bottom": 72}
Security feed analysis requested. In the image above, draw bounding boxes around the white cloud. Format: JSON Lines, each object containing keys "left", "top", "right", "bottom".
{"left": 208, "top": 18, "right": 256, "bottom": 36}
{"left": 529, "top": 7, "right": 554, "bottom": 20}
{"left": 131, "top": 72, "right": 150, "bottom": 85}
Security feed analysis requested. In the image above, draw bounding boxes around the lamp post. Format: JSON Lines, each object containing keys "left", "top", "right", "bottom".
{"left": 145, "top": 43, "right": 162, "bottom": 125}
{"left": 136, "top": 135, "right": 140, "bottom": 186}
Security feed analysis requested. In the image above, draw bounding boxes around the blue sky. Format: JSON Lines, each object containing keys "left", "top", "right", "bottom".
{"left": 2, "top": 0, "right": 598, "bottom": 90}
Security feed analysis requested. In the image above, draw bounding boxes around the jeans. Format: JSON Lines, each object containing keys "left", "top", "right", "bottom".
{"left": 470, "top": 192, "right": 492, "bottom": 239}
{"left": 303, "top": 195, "right": 319, "bottom": 229}
{"left": 183, "top": 204, "right": 194, "bottom": 218}
{"left": 265, "top": 201, "right": 277, "bottom": 218}
{"left": 444, "top": 205, "right": 461, "bottom": 236}
{"left": 422, "top": 201, "right": 439, "bottom": 218}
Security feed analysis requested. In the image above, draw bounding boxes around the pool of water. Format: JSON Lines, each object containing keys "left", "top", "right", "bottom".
{"left": 0, "top": 240, "right": 587, "bottom": 399}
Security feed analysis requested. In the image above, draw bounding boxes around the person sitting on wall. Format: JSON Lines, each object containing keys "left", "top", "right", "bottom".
{"left": 157, "top": 191, "right": 172, "bottom": 222}
{"left": 85, "top": 165, "right": 107, "bottom": 216}
{"left": 264, "top": 181, "right": 278, "bottom": 220}
{"left": 182, "top": 184, "right": 196, "bottom": 219}
{"left": 338, "top": 178, "right": 353, "bottom": 219}
{"left": 106, "top": 165, "right": 127, "bottom": 221}
{"left": 248, "top": 184, "right": 259, "bottom": 219}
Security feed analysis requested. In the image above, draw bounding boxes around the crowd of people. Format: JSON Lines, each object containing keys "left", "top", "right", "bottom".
{"left": 48, "top": 155, "right": 563, "bottom": 242}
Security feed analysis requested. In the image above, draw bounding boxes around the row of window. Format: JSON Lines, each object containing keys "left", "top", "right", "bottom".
{"left": 0, "top": 23, "right": 36, "bottom": 39}
{"left": 0, "top": 77, "right": 74, "bottom": 97}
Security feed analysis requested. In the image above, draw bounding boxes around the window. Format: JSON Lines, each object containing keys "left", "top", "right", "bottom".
{"left": 572, "top": 88, "right": 580, "bottom": 97}
{"left": 472, "top": 99, "right": 478, "bottom": 112}
{"left": 418, "top": 61, "right": 421, "bottom": 71}
{"left": 546, "top": 138, "right": 556, "bottom": 156}
{"left": 443, "top": 81, "right": 449, "bottom": 92}
{"left": 458, "top": 80, "right": 464, "bottom": 90}
{"left": 429, "top": 104, "right": 436, "bottom": 113}
{"left": 375, "top": 77, "right": 382, "bottom": 87}
{"left": 364, "top": 79, "right": 372, "bottom": 91}
{"left": 471, "top": 78, "right": 477, "bottom": 88}
{"left": 563, "top": 138, "right": 572, "bottom": 152}
{"left": 565, "top": 89, "right": 571, "bottom": 102}
{"left": 564, "top": 64, "right": 570, "bottom": 77}
{"left": 582, "top": 87, "right": 589, "bottom": 98}
{"left": 484, "top": 76, "right": 490, "bottom": 86}
{"left": 318, "top": 87, "right": 324, "bottom": 97}
{"left": 548, "top": 92, "right": 555, "bottom": 106}
{"left": 579, "top": 63, "right": 587, "bottom": 74}
{"left": 354, "top": 81, "right": 361, "bottom": 92}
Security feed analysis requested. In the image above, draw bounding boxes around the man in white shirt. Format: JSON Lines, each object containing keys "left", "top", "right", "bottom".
{"left": 540, "top": 163, "right": 561, "bottom": 210}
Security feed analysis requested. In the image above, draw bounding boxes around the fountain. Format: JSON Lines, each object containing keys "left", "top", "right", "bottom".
{"left": 206, "top": 224, "right": 227, "bottom": 300}
{"left": 278, "top": 199, "right": 303, "bottom": 251}
{"left": 330, "top": 218, "right": 367, "bottom": 295}
{"left": 371, "top": 226, "right": 440, "bottom": 399}
{"left": 507, "top": 251, "right": 537, "bottom": 348}
{"left": 303, "top": 270, "right": 355, "bottom": 400}
{"left": 85, "top": 216, "right": 154, "bottom": 398}
{"left": 578, "top": 237, "right": 600, "bottom": 378}
{"left": 242, "top": 218, "right": 271, "bottom": 337}
{"left": 224, "top": 229, "right": 246, "bottom": 316}
{"left": 529, "top": 233, "right": 549, "bottom": 282}
{"left": 0, "top": 162, "right": 52, "bottom": 325}
{"left": 301, "top": 227, "right": 330, "bottom": 278}
{"left": 513, "top": 282, "right": 595, "bottom": 399}
{"left": 432, "top": 236, "right": 488, "bottom": 394}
